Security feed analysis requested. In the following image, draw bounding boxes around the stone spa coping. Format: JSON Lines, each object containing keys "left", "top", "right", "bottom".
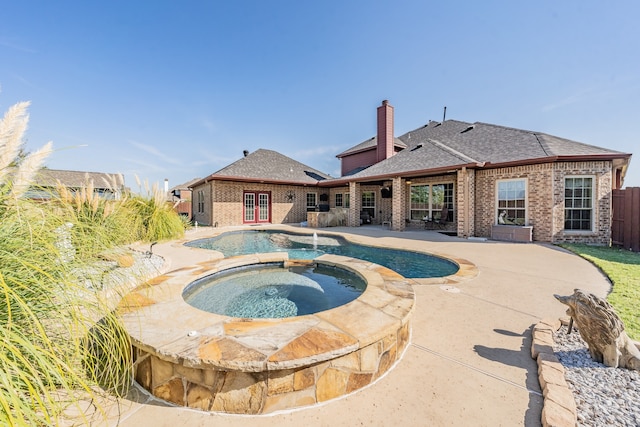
{"left": 116, "top": 237, "right": 477, "bottom": 415}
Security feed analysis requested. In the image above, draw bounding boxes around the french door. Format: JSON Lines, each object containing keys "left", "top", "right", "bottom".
{"left": 244, "top": 191, "right": 271, "bottom": 224}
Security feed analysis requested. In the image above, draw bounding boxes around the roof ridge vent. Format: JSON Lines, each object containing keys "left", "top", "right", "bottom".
{"left": 460, "top": 125, "right": 475, "bottom": 134}
{"left": 411, "top": 142, "right": 424, "bottom": 151}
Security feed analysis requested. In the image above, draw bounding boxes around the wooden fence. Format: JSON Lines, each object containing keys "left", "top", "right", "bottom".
{"left": 612, "top": 187, "right": 640, "bottom": 252}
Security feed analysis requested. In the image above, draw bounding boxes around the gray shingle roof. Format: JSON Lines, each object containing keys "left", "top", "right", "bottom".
{"left": 210, "top": 149, "right": 332, "bottom": 184}
{"left": 344, "top": 119, "right": 628, "bottom": 180}
{"left": 33, "top": 169, "right": 124, "bottom": 189}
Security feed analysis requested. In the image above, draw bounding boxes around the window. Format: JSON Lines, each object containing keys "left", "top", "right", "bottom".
{"left": 306, "top": 192, "right": 317, "bottom": 212}
{"left": 410, "top": 185, "right": 429, "bottom": 220}
{"left": 361, "top": 191, "right": 375, "bottom": 218}
{"left": 410, "top": 183, "right": 454, "bottom": 221}
{"left": 344, "top": 193, "right": 350, "bottom": 208}
{"left": 335, "top": 193, "right": 343, "bottom": 207}
{"left": 197, "top": 190, "right": 205, "bottom": 213}
{"left": 496, "top": 179, "right": 526, "bottom": 225}
{"left": 564, "top": 177, "right": 593, "bottom": 231}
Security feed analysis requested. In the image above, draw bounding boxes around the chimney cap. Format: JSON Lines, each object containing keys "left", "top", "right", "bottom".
{"left": 381, "top": 100, "right": 389, "bottom": 106}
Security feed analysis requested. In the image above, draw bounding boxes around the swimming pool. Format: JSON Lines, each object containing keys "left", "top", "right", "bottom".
{"left": 186, "top": 230, "right": 459, "bottom": 278}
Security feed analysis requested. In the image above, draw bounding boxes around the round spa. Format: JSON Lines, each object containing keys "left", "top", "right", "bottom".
{"left": 183, "top": 263, "right": 367, "bottom": 318}
{"left": 120, "top": 253, "right": 415, "bottom": 414}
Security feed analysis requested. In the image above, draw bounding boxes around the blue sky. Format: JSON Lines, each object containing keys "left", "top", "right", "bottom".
{"left": 1, "top": 1, "right": 639, "bottom": 190}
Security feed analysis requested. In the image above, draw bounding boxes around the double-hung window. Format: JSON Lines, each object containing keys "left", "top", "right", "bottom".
{"left": 335, "top": 193, "right": 343, "bottom": 207}
{"left": 564, "top": 177, "right": 593, "bottom": 231}
{"left": 496, "top": 179, "right": 526, "bottom": 225}
{"left": 361, "top": 191, "right": 375, "bottom": 218}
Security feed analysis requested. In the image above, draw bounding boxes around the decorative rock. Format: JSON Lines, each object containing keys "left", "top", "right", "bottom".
{"left": 541, "top": 399, "right": 576, "bottom": 427}
{"left": 553, "top": 323, "right": 640, "bottom": 426}
{"left": 538, "top": 365, "right": 569, "bottom": 390}
{"left": 543, "top": 383, "right": 576, "bottom": 414}
{"left": 293, "top": 367, "right": 315, "bottom": 391}
{"left": 211, "top": 371, "right": 266, "bottom": 414}
{"left": 186, "top": 383, "right": 214, "bottom": 410}
{"left": 316, "top": 368, "right": 349, "bottom": 402}
{"left": 266, "top": 369, "right": 294, "bottom": 396}
{"left": 554, "top": 289, "right": 640, "bottom": 370}
{"left": 154, "top": 378, "right": 184, "bottom": 406}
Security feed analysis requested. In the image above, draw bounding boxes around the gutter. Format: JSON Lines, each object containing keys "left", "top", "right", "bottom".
{"left": 318, "top": 162, "right": 484, "bottom": 187}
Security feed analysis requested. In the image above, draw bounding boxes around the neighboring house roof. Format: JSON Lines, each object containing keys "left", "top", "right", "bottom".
{"left": 338, "top": 120, "right": 630, "bottom": 181}
{"left": 336, "top": 136, "right": 407, "bottom": 158}
{"left": 192, "top": 149, "right": 332, "bottom": 187}
{"left": 167, "top": 178, "right": 199, "bottom": 201}
{"left": 169, "top": 178, "right": 200, "bottom": 193}
{"left": 32, "top": 169, "right": 124, "bottom": 189}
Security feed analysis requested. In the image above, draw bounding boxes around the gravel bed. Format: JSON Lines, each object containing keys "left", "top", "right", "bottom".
{"left": 553, "top": 325, "right": 640, "bottom": 426}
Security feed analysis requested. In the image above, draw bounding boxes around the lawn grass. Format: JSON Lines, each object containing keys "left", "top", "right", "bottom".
{"left": 560, "top": 244, "right": 640, "bottom": 341}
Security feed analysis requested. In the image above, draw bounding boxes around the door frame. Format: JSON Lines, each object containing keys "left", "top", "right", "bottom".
{"left": 243, "top": 190, "right": 271, "bottom": 224}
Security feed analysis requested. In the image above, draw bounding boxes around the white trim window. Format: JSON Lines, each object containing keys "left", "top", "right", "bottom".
{"left": 335, "top": 193, "right": 343, "bottom": 207}
{"left": 344, "top": 193, "right": 350, "bottom": 208}
{"left": 361, "top": 191, "right": 375, "bottom": 218}
{"left": 564, "top": 176, "right": 594, "bottom": 231}
{"left": 306, "top": 192, "right": 317, "bottom": 212}
{"left": 496, "top": 179, "right": 526, "bottom": 225}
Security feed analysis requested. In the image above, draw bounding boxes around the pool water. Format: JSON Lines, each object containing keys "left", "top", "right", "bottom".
{"left": 186, "top": 230, "right": 459, "bottom": 278}
{"left": 183, "top": 263, "right": 366, "bottom": 318}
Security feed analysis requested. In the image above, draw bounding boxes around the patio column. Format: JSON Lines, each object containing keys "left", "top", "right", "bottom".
{"left": 457, "top": 167, "right": 475, "bottom": 238}
{"left": 348, "top": 182, "right": 360, "bottom": 227}
{"left": 391, "top": 177, "right": 405, "bottom": 231}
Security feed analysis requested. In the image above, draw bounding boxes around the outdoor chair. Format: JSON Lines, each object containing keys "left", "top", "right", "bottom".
{"left": 433, "top": 206, "right": 449, "bottom": 229}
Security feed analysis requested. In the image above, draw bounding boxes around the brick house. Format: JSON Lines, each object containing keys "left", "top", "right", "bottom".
{"left": 167, "top": 178, "right": 200, "bottom": 219}
{"left": 190, "top": 101, "right": 632, "bottom": 244}
{"left": 27, "top": 169, "right": 125, "bottom": 200}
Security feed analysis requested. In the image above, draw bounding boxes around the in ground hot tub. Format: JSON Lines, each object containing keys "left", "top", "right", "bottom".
{"left": 183, "top": 263, "right": 367, "bottom": 318}
{"left": 119, "top": 252, "right": 415, "bottom": 414}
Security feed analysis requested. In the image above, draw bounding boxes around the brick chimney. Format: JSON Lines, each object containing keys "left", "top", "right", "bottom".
{"left": 377, "top": 100, "right": 394, "bottom": 162}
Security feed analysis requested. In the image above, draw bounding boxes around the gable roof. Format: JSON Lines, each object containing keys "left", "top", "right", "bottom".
{"left": 336, "top": 136, "right": 407, "bottom": 158}
{"left": 32, "top": 169, "right": 125, "bottom": 189}
{"left": 338, "top": 119, "right": 630, "bottom": 181}
{"left": 169, "top": 178, "right": 201, "bottom": 192}
{"left": 193, "top": 149, "right": 332, "bottom": 187}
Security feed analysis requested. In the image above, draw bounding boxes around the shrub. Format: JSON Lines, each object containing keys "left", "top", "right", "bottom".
{"left": 0, "top": 101, "right": 134, "bottom": 426}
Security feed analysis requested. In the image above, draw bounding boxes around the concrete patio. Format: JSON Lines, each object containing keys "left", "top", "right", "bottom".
{"left": 93, "top": 225, "right": 610, "bottom": 426}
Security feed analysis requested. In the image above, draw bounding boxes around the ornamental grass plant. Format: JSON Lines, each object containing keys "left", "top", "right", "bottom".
{"left": 0, "top": 100, "right": 184, "bottom": 425}
{"left": 127, "top": 176, "right": 185, "bottom": 242}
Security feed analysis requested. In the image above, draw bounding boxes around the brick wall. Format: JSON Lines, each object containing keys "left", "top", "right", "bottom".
{"left": 391, "top": 177, "right": 406, "bottom": 231}
{"left": 474, "top": 161, "right": 612, "bottom": 244}
{"left": 551, "top": 161, "right": 612, "bottom": 245}
{"left": 456, "top": 168, "right": 475, "bottom": 238}
{"left": 191, "top": 181, "right": 315, "bottom": 227}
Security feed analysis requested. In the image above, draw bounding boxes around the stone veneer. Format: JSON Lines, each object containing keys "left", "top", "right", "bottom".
{"left": 118, "top": 252, "right": 417, "bottom": 414}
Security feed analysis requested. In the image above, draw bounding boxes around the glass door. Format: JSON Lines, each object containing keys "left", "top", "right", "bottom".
{"left": 244, "top": 191, "right": 271, "bottom": 223}
{"left": 244, "top": 192, "right": 255, "bottom": 222}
